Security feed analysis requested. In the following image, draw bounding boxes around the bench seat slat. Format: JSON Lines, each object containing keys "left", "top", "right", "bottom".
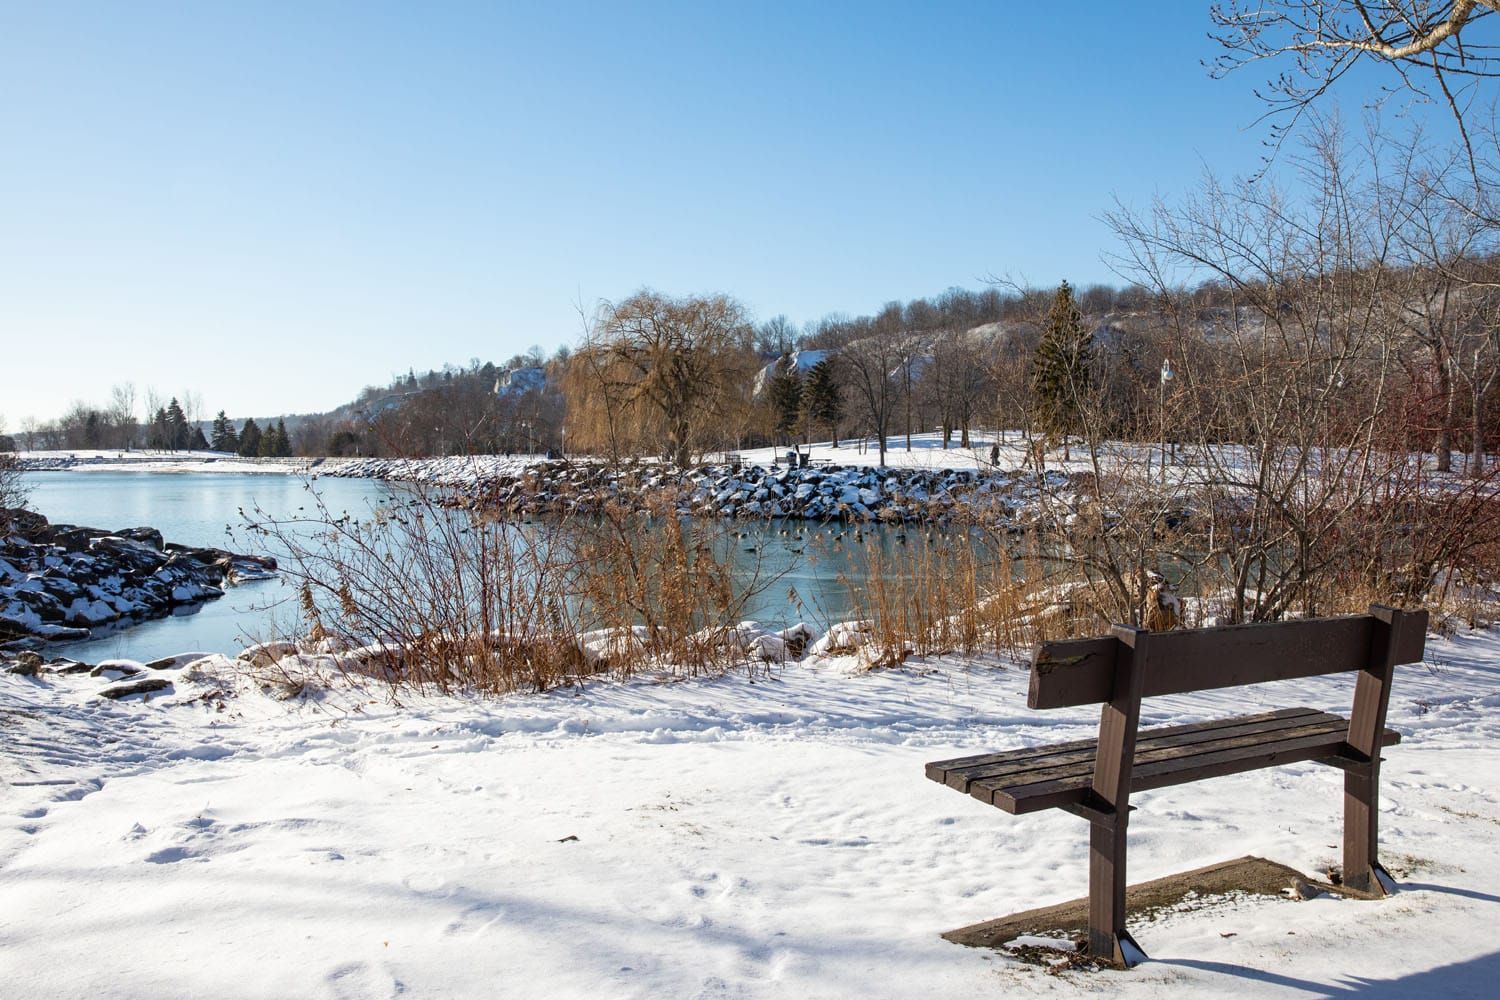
{"left": 991, "top": 724, "right": 1399, "bottom": 815}
{"left": 930, "top": 708, "right": 1336, "bottom": 792}
{"left": 926, "top": 709, "right": 1399, "bottom": 815}
{"left": 924, "top": 707, "right": 1317, "bottom": 786}
{"left": 977, "top": 716, "right": 1351, "bottom": 801}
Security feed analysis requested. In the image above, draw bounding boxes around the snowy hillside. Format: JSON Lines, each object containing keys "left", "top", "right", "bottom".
{"left": 751, "top": 349, "right": 830, "bottom": 397}
{"left": 3, "top": 628, "right": 1500, "bottom": 997}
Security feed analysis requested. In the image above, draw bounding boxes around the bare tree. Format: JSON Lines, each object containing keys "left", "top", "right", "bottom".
{"left": 835, "top": 316, "right": 905, "bottom": 466}
{"left": 0, "top": 417, "right": 25, "bottom": 510}
{"left": 180, "top": 390, "right": 204, "bottom": 432}
{"left": 924, "top": 330, "right": 993, "bottom": 448}
{"left": 1211, "top": 1, "right": 1500, "bottom": 169}
{"left": 108, "top": 382, "right": 137, "bottom": 448}
{"left": 18, "top": 416, "right": 39, "bottom": 452}
{"left": 1451, "top": 311, "right": 1500, "bottom": 473}
{"left": 755, "top": 314, "right": 798, "bottom": 356}
{"left": 1099, "top": 121, "right": 1500, "bottom": 621}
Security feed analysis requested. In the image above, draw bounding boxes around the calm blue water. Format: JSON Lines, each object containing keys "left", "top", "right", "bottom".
{"left": 19, "top": 472, "right": 392, "bottom": 663}
{"left": 17, "top": 471, "right": 909, "bottom": 663}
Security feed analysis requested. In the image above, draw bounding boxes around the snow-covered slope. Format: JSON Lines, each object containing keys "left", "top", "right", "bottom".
{"left": 3, "top": 628, "right": 1500, "bottom": 997}
{"left": 751, "top": 349, "right": 830, "bottom": 397}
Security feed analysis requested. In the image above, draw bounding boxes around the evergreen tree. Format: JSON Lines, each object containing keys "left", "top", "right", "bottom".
{"left": 328, "top": 428, "right": 362, "bottom": 457}
{"left": 164, "top": 398, "right": 189, "bottom": 451}
{"left": 767, "top": 354, "right": 805, "bottom": 444}
{"left": 210, "top": 411, "right": 238, "bottom": 452}
{"left": 802, "top": 358, "right": 843, "bottom": 447}
{"left": 147, "top": 407, "right": 169, "bottom": 450}
{"left": 189, "top": 427, "right": 210, "bottom": 451}
{"left": 1029, "top": 281, "right": 1094, "bottom": 460}
{"left": 238, "top": 418, "right": 262, "bottom": 458}
{"left": 258, "top": 419, "right": 291, "bottom": 458}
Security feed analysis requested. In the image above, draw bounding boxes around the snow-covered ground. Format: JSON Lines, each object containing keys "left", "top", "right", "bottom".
{"left": 4, "top": 629, "right": 1499, "bottom": 997}
{"left": 739, "top": 431, "right": 1023, "bottom": 472}
{"left": 740, "top": 429, "right": 1499, "bottom": 492}
{"left": 18, "top": 450, "right": 319, "bottom": 475}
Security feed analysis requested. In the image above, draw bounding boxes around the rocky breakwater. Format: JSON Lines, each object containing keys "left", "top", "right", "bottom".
{"left": 0, "top": 508, "right": 278, "bottom": 650}
{"left": 332, "top": 456, "right": 1068, "bottom": 526}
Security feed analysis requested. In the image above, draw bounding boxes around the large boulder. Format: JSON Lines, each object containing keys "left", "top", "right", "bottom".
{"left": 1, "top": 508, "right": 49, "bottom": 540}
{"left": 114, "top": 526, "right": 165, "bottom": 551}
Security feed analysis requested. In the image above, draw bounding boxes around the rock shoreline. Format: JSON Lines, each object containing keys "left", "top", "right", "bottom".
{"left": 328, "top": 457, "right": 1068, "bottom": 525}
{"left": 0, "top": 508, "right": 277, "bottom": 651}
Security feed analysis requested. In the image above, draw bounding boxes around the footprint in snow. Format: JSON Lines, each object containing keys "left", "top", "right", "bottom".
{"left": 323, "top": 961, "right": 406, "bottom": 999}
{"left": 442, "top": 901, "right": 505, "bottom": 938}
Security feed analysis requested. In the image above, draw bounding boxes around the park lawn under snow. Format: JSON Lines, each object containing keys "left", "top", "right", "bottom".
{"left": 3, "top": 631, "right": 1500, "bottom": 998}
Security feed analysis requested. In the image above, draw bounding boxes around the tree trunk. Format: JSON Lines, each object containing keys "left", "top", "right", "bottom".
{"left": 905, "top": 381, "right": 913, "bottom": 451}
{"left": 1437, "top": 358, "right": 1454, "bottom": 473}
{"left": 1473, "top": 386, "right": 1486, "bottom": 478}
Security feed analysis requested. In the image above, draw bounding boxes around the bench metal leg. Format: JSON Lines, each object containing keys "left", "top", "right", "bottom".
{"left": 1342, "top": 762, "right": 1388, "bottom": 896}
{"left": 1088, "top": 814, "right": 1139, "bottom": 966}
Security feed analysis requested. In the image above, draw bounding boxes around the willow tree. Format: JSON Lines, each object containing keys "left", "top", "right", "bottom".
{"left": 569, "top": 290, "right": 756, "bottom": 468}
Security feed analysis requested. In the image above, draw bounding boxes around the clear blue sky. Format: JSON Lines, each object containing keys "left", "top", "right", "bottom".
{"left": 0, "top": 2, "right": 1412, "bottom": 425}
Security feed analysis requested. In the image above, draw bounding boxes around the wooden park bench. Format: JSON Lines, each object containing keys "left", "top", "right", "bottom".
{"left": 924, "top": 604, "right": 1427, "bottom": 967}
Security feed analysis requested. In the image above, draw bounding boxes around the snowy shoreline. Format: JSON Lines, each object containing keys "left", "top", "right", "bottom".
{"left": 17, "top": 450, "right": 333, "bottom": 475}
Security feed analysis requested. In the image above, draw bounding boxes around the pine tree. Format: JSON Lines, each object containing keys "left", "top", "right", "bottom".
{"left": 271, "top": 419, "right": 292, "bottom": 457}
{"left": 147, "top": 407, "right": 169, "bottom": 450}
{"left": 1029, "top": 281, "right": 1094, "bottom": 460}
{"left": 189, "top": 427, "right": 210, "bottom": 451}
{"left": 164, "top": 398, "right": 189, "bottom": 451}
{"left": 258, "top": 423, "right": 277, "bottom": 458}
{"left": 767, "top": 354, "right": 805, "bottom": 444}
{"left": 802, "top": 358, "right": 843, "bottom": 447}
{"left": 238, "top": 418, "right": 262, "bottom": 458}
{"left": 210, "top": 411, "right": 238, "bottom": 453}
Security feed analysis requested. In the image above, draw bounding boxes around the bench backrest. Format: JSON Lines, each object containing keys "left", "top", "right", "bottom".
{"left": 1029, "top": 605, "right": 1428, "bottom": 710}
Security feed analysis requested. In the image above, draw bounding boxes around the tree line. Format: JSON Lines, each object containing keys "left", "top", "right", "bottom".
{"left": 11, "top": 386, "right": 295, "bottom": 458}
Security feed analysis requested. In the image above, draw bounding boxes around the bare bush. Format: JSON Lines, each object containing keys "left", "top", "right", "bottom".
{"left": 0, "top": 419, "right": 26, "bottom": 511}
{"left": 241, "top": 474, "right": 788, "bottom": 697}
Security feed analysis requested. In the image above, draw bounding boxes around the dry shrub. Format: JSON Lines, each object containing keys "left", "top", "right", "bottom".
{"left": 242, "top": 479, "right": 782, "bottom": 697}
{"left": 836, "top": 526, "right": 1079, "bottom": 666}
{"left": 567, "top": 490, "right": 783, "bottom": 675}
